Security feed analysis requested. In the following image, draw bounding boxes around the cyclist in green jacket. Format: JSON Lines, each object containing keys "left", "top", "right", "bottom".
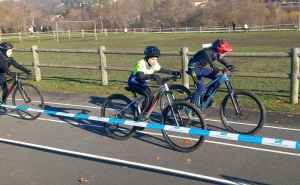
{"left": 128, "top": 46, "right": 181, "bottom": 125}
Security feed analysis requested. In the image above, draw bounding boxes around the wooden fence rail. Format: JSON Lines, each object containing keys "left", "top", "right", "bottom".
{"left": 14, "top": 46, "right": 300, "bottom": 104}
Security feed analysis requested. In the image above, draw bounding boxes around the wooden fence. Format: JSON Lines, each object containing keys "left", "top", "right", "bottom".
{"left": 14, "top": 46, "right": 300, "bottom": 104}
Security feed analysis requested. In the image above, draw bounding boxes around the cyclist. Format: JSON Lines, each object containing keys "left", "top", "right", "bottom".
{"left": 128, "top": 46, "right": 181, "bottom": 129}
{"left": 0, "top": 42, "right": 32, "bottom": 104}
{"left": 188, "top": 38, "right": 234, "bottom": 107}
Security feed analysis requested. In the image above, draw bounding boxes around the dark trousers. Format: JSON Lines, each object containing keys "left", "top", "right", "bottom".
{"left": 0, "top": 74, "right": 8, "bottom": 102}
{"left": 129, "top": 83, "right": 153, "bottom": 114}
{"left": 190, "top": 67, "right": 218, "bottom": 104}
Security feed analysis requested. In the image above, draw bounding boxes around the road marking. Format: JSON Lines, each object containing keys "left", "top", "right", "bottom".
{"left": 0, "top": 138, "right": 242, "bottom": 185}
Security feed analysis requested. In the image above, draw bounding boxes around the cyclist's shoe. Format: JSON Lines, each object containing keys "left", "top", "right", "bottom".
{"left": 136, "top": 115, "right": 150, "bottom": 131}
{"left": 184, "top": 106, "right": 193, "bottom": 120}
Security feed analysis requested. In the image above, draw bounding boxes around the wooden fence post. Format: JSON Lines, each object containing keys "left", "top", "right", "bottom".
{"left": 290, "top": 48, "right": 299, "bottom": 104}
{"left": 82, "top": 29, "right": 84, "bottom": 38}
{"left": 181, "top": 47, "right": 189, "bottom": 89}
{"left": 68, "top": 30, "right": 71, "bottom": 39}
{"left": 32, "top": 45, "right": 41, "bottom": 81}
{"left": 99, "top": 46, "right": 108, "bottom": 85}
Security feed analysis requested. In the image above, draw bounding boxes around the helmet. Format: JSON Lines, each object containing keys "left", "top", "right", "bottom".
{"left": 144, "top": 46, "right": 162, "bottom": 57}
{"left": 0, "top": 42, "right": 13, "bottom": 58}
{"left": 0, "top": 42, "right": 13, "bottom": 51}
{"left": 211, "top": 38, "right": 232, "bottom": 53}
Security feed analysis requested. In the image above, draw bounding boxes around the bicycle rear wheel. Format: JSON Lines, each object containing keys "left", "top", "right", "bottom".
{"left": 220, "top": 90, "right": 266, "bottom": 135}
{"left": 12, "top": 83, "right": 44, "bottom": 120}
{"left": 101, "top": 94, "right": 137, "bottom": 140}
{"left": 162, "top": 100, "right": 207, "bottom": 153}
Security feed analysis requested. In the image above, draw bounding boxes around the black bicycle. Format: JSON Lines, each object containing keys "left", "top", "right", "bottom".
{"left": 0, "top": 72, "right": 44, "bottom": 120}
{"left": 101, "top": 75, "right": 207, "bottom": 153}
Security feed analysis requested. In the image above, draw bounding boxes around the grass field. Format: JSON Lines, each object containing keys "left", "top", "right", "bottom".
{"left": 4, "top": 31, "right": 300, "bottom": 113}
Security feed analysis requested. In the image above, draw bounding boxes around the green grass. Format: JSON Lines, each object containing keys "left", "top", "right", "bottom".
{"left": 5, "top": 31, "right": 300, "bottom": 113}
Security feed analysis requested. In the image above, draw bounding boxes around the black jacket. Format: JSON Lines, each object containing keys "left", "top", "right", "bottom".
{"left": 0, "top": 54, "right": 27, "bottom": 74}
{"left": 188, "top": 48, "right": 228, "bottom": 69}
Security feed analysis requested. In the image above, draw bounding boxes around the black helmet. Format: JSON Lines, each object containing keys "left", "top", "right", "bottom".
{"left": 0, "top": 42, "right": 13, "bottom": 58}
{"left": 144, "top": 46, "right": 162, "bottom": 57}
{"left": 0, "top": 42, "right": 13, "bottom": 51}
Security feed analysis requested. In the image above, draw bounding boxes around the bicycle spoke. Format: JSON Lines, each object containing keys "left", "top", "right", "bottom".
{"left": 220, "top": 90, "right": 266, "bottom": 135}
{"left": 162, "top": 100, "right": 206, "bottom": 153}
{"left": 101, "top": 94, "right": 137, "bottom": 140}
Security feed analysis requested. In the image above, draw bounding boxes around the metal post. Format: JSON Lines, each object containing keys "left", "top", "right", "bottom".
{"left": 56, "top": 22, "right": 59, "bottom": 43}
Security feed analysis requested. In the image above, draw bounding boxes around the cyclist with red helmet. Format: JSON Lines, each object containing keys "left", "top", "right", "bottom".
{"left": 128, "top": 46, "right": 181, "bottom": 128}
{"left": 0, "top": 42, "right": 32, "bottom": 104}
{"left": 188, "top": 38, "right": 234, "bottom": 106}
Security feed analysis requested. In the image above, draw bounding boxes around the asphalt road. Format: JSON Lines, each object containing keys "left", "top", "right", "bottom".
{"left": 0, "top": 91, "right": 299, "bottom": 185}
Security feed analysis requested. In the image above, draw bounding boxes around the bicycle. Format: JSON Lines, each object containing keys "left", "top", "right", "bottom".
{"left": 0, "top": 72, "right": 44, "bottom": 120}
{"left": 169, "top": 67, "right": 266, "bottom": 135}
{"left": 101, "top": 74, "right": 207, "bottom": 153}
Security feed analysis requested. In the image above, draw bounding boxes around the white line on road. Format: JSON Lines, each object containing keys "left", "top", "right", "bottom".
{"left": 0, "top": 137, "right": 242, "bottom": 185}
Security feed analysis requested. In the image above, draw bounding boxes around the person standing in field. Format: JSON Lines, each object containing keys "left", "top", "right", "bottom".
{"left": 29, "top": 25, "right": 34, "bottom": 37}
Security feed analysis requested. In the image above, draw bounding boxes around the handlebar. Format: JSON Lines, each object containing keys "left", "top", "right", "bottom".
{"left": 220, "top": 66, "right": 235, "bottom": 73}
{"left": 163, "top": 74, "right": 181, "bottom": 83}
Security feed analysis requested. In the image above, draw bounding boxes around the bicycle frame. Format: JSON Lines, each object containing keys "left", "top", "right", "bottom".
{"left": 2, "top": 74, "right": 31, "bottom": 103}
{"left": 124, "top": 80, "right": 182, "bottom": 126}
{"left": 194, "top": 72, "right": 234, "bottom": 111}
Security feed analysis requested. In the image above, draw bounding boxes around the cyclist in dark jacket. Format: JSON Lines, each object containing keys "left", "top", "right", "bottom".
{"left": 0, "top": 42, "right": 31, "bottom": 104}
{"left": 188, "top": 38, "right": 234, "bottom": 106}
{"left": 128, "top": 46, "right": 181, "bottom": 126}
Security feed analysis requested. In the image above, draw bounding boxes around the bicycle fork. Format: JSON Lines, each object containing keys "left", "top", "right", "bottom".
{"left": 17, "top": 84, "right": 31, "bottom": 103}
{"left": 225, "top": 81, "right": 242, "bottom": 115}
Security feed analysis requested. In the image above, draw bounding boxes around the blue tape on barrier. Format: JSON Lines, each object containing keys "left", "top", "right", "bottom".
{"left": 1, "top": 103, "right": 299, "bottom": 150}
{"left": 296, "top": 142, "right": 300, "bottom": 150}
{"left": 238, "top": 135, "right": 263, "bottom": 144}
{"left": 74, "top": 114, "right": 90, "bottom": 119}
{"left": 146, "top": 123, "right": 165, "bottom": 130}
{"left": 189, "top": 128, "right": 210, "bottom": 137}
{"left": 16, "top": 106, "right": 29, "bottom": 111}
{"left": 43, "top": 110, "right": 59, "bottom": 115}
{"left": 108, "top": 118, "right": 125, "bottom": 124}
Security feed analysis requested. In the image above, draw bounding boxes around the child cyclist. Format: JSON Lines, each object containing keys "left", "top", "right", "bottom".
{"left": 128, "top": 46, "right": 181, "bottom": 130}
{"left": 0, "top": 42, "right": 32, "bottom": 104}
{"left": 188, "top": 38, "right": 234, "bottom": 107}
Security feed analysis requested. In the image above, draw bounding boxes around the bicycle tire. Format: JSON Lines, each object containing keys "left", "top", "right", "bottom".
{"left": 161, "top": 100, "right": 207, "bottom": 153}
{"left": 12, "top": 83, "right": 44, "bottom": 120}
{"left": 159, "top": 84, "right": 191, "bottom": 111}
{"left": 220, "top": 90, "right": 266, "bottom": 135}
{"left": 169, "top": 84, "right": 192, "bottom": 101}
{"left": 101, "top": 94, "right": 137, "bottom": 140}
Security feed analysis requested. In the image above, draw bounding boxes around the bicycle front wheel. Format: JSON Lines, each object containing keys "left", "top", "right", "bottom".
{"left": 12, "top": 83, "right": 44, "bottom": 120}
{"left": 162, "top": 100, "right": 207, "bottom": 153}
{"left": 169, "top": 84, "right": 191, "bottom": 101}
{"left": 101, "top": 94, "right": 137, "bottom": 140}
{"left": 220, "top": 90, "right": 266, "bottom": 135}
{"left": 159, "top": 85, "right": 191, "bottom": 111}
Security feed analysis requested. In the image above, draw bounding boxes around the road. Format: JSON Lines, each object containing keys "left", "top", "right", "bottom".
{"left": 0, "top": 91, "right": 299, "bottom": 185}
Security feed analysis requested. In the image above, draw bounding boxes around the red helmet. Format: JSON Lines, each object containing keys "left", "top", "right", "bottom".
{"left": 211, "top": 38, "right": 232, "bottom": 53}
